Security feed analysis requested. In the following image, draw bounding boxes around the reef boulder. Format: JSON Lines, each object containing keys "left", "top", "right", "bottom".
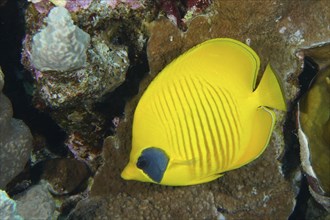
{"left": 0, "top": 67, "right": 33, "bottom": 189}
{"left": 22, "top": 1, "right": 148, "bottom": 156}
{"left": 14, "top": 183, "right": 56, "bottom": 219}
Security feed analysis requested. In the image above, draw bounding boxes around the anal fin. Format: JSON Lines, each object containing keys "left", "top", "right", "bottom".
{"left": 231, "top": 106, "right": 276, "bottom": 169}
{"left": 187, "top": 173, "right": 224, "bottom": 185}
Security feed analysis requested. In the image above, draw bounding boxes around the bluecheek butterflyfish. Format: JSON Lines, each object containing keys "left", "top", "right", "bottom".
{"left": 121, "top": 38, "right": 286, "bottom": 186}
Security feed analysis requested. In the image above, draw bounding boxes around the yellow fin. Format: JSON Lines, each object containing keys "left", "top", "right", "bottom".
{"left": 187, "top": 173, "right": 224, "bottom": 185}
{"left": 255, "top": 64, "right": 287, "bottom": 111}
{"left": 177, "top": 38, "right": 261, "bottom": 94}
{"left": 230, "top": 106, "right": 276, "bottom": 169}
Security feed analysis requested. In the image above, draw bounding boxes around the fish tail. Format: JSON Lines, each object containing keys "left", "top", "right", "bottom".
{"left": 255, "top": 64, "right": 287, "bottom": 111}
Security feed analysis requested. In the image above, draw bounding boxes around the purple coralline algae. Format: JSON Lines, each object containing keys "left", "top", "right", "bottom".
{"left": 101, "top": 0, "right": 144, "bottom": 10}
{"left": 186, "top": 0, "right": 212, "bottom": 10}
{"left": 65, "top": 0, "right": 93, "bottom": 12}
{"left": 28, "top": 0, "right": 144, "bottom": 13}
{"left": 158, "top": 0, "right": 212, "bottom": 30}
{"left": 27, "top": 0, "right": 93, "bottom": 13}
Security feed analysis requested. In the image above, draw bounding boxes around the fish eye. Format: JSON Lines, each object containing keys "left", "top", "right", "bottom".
{"left": 137, "top": 156, "right": 149, "bottom": 169}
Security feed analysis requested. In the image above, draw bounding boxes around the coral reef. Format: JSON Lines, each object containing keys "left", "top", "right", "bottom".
{"left": 31, "top": 6, "right": 90, "bottom": 72}
{"left": 22, "top": 1, "right": 148, "bottom": 155}
{"left": 81, "top": 0, "right": 330, "bottom": 219}
{"left": 0, "top": 67, "right": 33, "bottom": 189}
{"left": 16, "top": 0, "right": 330, "bottom": 219}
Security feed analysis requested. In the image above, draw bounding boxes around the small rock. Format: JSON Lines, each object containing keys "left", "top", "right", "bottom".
{"left": 0, "top": 190, "right": 23, "bottom": 220}
{"left": 67, "top": 197, "right": 106, "bottom": 220}
{"left": 14, "top": 183, "right": 55, "bottom": 220}
{"left": 32, "top": 158, "right": 91, "bottom": 195}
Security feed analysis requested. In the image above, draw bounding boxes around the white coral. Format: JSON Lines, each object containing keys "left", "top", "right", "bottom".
{"left": 27, "top": 0, "right": 42, "bottom": 3}
{"left": 31, "top": 6, "right": 90, "bottom": 72}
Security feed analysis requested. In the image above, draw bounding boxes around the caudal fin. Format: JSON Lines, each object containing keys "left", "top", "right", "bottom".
{"left": 255, "top": 64, "right": 287, "bottom": 111}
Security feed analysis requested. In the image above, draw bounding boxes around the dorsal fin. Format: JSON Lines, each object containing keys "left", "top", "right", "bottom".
{"left": 170, "top": 38, "right": 261, "bottom": 94}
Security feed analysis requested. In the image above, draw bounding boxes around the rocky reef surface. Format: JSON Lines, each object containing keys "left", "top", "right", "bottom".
{"left": 88, "top": 0, "right": 330, "bottom": 219}
{"left": 0, "top": 67, "right": 33, "bottom": 189}
{"left": 0, "top": 0, "right": 329, "bottom": 219}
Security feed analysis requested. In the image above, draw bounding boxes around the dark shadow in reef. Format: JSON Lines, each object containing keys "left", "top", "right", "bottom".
{"left": 283, "top": 57, "right": 319, "bottom": 219}
{"left": 94, "top": 44, "right": 149, "bottom": 136}
{"left": 282, "top": 56, "right": 319, "bottom": 177}
{"left": 288, "top": 176, "right": 310, "bottom": 220}
{"left": 0, "top": 0, "right": 68, "bottom": 155}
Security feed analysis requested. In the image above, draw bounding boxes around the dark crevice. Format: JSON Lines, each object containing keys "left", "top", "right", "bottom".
{"left": 288, "top": 176, "right": 310, "bottom": 220}
{"left": 0, "top": 0, "right": 68, "bottom": 155}
{"left": 284, "top": 56, "right": 320, "bottom": 220}
{"left": 296, "top": 56, "right": 319, "bottom": 102}
{"left": 282, "top": 56, "right": 319, "bottom": 177}
{"left": 94, "top": 44, "right": 149, "bottom": 136}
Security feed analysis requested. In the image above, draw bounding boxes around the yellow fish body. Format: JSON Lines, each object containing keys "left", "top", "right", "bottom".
{"left": 121, "top": 38, "right": 286, "bottom": 186}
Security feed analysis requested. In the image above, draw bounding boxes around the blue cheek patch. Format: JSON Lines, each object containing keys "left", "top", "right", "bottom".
{"left": 136, "top": 147, "right": 169, "bottom": 183}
